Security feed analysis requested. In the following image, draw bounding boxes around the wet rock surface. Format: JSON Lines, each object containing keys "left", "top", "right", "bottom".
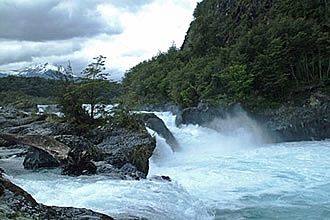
{"left": 23, "top": 147, "right": 60, "bottom": 170}
{"left": 175, "top": 102, "right": 330, "bottom": 142}
{"left": 138, "top": 113, "right": 179, "bottom": 151}
{"left": 92, "top": 126, "right": 156, "bottom": 179}
{"left": 175, "top": 103, "right": 243, "bottom": 126}
{"left": 253, "top": 103, "right": 330, "bottom": 142}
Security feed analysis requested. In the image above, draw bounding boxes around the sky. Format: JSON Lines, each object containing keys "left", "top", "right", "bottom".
{"left": 0, "top": 0, "right": 201, "bottom": 80}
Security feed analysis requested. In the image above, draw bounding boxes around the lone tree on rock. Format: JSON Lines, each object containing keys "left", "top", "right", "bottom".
{"left": 82, "top": 55, "right": 110, "bottom": 119}
{"left": 59, "top": 55, "right": 111, "bottom": 123}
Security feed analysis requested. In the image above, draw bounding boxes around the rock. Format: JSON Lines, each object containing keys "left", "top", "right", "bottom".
{"left": 149, "top": 175, "right": 172, "bottom": 182}
{"left": 253, "top": 102, "right": 330, "bottom": 142}
{"left": 62, "top": 147, "right": 97, "bottom": 176}
{"left": 2, "top": 120, "right": 70, "bottom": 136}
{"left": 0, "top": 137, "right": 12, "bottom": 147}
{"left": 138, "top": 113, "right": 179, "bottom": 151}
{"left": 96, "top": 162, "right": 145, "bottom": 180}
{"left": 175, "top": 103, "right": 244, "bottom": 126}
{"left": 23, "top": 147, "right": 60, "bottom": 169}
{"left": 53, "top": 135, "right": 103, "bottom": 176}
{"left": 176, "top": 102, "right": 330, "bottom": 142}
{"left": 120, "top": 163, "right": 145, "bottom": 180}
{"left": 0, "top": 107, "right": 156, "bottom": 179}
{"left": 93, "top": 125, "right": 156, "bottom": 178}
{"left": 54, "top": 135, "right": 104, "bottom": 161}
{"left": 0, "top": 174, "right": 113, "bottom": 219}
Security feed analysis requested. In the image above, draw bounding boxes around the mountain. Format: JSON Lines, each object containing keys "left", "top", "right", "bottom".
{"left": 0, "top": 63, "right": 62, "bottom": 79}
{"left": 123, "top": 0, "right": 330, "bottom": 108}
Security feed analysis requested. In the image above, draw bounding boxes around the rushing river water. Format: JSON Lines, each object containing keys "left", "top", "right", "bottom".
{"left": 1, "top": 112, "right": 330, "bottom": 219}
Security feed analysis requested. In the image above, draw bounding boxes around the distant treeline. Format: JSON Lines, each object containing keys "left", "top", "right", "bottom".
{"left": 0, "top": 76, "right": 122, "bottom": 109}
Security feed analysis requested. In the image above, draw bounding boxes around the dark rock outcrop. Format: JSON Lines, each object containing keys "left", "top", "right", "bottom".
{"left": 175, "top": 102, "right": 330, "bottom": 142}
{"left": 55, "top": 135, "right": 103, "bottom": 176}
{"left": 139, "top": 113, "right": 179, "bottom": 151}
{"left": 175, "top": 103, "right": 244, "bottom": 126}
{"left": 0, "top": 173, "right": 113, "bottom": 219}
{"left": 23, "top": 147, "right": 60, "bottom": 169}
{"left": 92, "top": 125, "right": 156, "bottom": 179}
{"left": 253, "top": 102, "right": 330, "bottom": 142}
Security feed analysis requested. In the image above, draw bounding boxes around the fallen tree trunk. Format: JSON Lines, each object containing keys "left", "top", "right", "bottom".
{"left": 0, "top": 133, "right": 70, "bottom": 163}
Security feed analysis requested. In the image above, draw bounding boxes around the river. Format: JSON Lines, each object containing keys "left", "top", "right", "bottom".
{"left": 1, "top": 112, "right": 330, "bottom": 219}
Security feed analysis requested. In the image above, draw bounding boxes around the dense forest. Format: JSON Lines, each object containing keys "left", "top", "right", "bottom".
{"left": 123, "top": 0, "right": 330, "bottom": 108}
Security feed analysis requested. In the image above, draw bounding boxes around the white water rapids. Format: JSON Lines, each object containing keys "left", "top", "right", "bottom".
{"left": 1, "top": 112, "right": 330, "bottom": 219}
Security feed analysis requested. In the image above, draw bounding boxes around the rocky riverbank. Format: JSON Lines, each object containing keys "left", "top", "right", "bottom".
{"left": 0, "top": 107, "right": 156, "bottom": 179}
{"left": 0, "top": 106, "right": 160, "bottom": 219}
{"left": 174, "top": 100, "right": 330, "bottom": 143}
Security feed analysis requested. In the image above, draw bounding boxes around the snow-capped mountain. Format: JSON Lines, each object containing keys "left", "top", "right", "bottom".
{"left": 0, "top": 63, "right": 64, "bottom": 79}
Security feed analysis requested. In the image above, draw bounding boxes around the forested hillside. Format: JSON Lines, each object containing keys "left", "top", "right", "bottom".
{"left": 123, "top": 0, "right": 330, "bottom": 108}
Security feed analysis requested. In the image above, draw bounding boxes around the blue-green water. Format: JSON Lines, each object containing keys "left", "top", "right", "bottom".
{"left": 1, "top": 112, "right": 330, "bottom": 219}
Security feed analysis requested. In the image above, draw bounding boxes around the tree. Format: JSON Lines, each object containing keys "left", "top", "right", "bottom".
{"left": 59, "top": 55, "right": 111, "bottom": 123}
{"left": 82, "top": 55, "right": 107, "bottom": 80}
{"left": 81, "top": 55, "right": 109, "bottom": 120}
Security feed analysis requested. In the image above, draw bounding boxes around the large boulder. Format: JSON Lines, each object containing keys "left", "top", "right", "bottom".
{"left": 91, "top": 125, "right": 156, "bottom": 178}
{"left": 23, "top": 147, "right": 60, "bottom": 169}
{"left": 138, "top": 113, "right": 179, "bottom": 151}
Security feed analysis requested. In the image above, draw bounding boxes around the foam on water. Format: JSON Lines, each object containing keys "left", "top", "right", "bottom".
{"left": 1, "top": 155, "right": 211, "bottom": 220}
{"left": 149, "top": 112, "right": 330, "bottom": 219}
{"left": 1, "top": 111, "right": 330, "bottom": 219}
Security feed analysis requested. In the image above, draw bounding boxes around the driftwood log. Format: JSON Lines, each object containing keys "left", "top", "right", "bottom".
{"left": 0, "top": 133, "right": 70, "bottom": 164}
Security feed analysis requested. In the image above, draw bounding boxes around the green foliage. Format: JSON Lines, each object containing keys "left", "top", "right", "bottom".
{"left": 81, "top": 55, "right": 110, "bottom": 119}
{"left": 111, "top": 108, "right": 145, "bottom": 132}
{"left": 82, "top": 55, "right": 107, "bottom": 80}
{"left": 0, "top": 76, "right": 60, "bottom": 98}
{"left": 0, "top": 91, "right": 55, "bottom": 109}
{"left": 59, "top": 83, "right": 90, "bottom": 123}
{"left": 219, "top": 64, "right": 253, "bottom": 101}
{"left": 122, "top": 0, "right": 330, "bottom": 108}
{"left": 58, "top": 55, "right": 115, "bottom": 123}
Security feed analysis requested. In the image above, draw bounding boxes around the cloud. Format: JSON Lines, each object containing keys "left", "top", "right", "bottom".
{"left": 0, "top": 0, "right": 201, "bottom": 81}
{"left": 0, "top": 0, "right": 122, "bottom": 41}
{"left": 0, "top": 40, "right": 84, "bottom": 65}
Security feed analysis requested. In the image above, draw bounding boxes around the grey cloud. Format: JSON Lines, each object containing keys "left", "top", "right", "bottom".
{"left": 0, "top": 0, "right": 122, "bottom": 41}
{"left": 0, "top": 40, "right": 84, "bottom": 65}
